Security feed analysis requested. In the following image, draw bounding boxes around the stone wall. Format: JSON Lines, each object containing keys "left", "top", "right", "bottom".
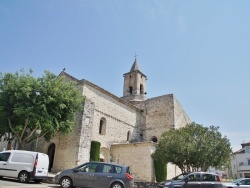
{"left": 41, "top": 118, "right": 82, "bottom": 172}
{"left": 111, "top": 142, "right": 156, "bottom": 182}
{"left": 173, "top": 96, "right": 191, "bottom": 128}
{"left": 144, "top": 94, "right": 175, "bottom": 141}
{"left": 82, "top": 81, "right": 142, "bottom": 149}
{"left": 37, "top": 98, "right": 93, "bottom": 172}
{"left": 0, "top": 141, "right": 7, "bottom": 151}
{"left": 167, "top": 163, "right": 182, "bottom": 180}
{"left": 143, "top": 94, "right": 191, "bottom": 142}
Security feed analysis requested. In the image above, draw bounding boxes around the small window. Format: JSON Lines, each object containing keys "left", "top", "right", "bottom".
{"left": 127, "top": 130, "right": 131, "bottom": 142}
{"left": 140, "top": 84, "right": 144, "bottom": 94}
{"left": 245, "top": 146, "right": 250, "bottom": 153}
{"left": 151, "top": 136, "right": 158, "bottom": 143}
{"left": 99, "top": 118, "right": 106, "bottom": 135}
{"left": 129, "top": 86, "right": 133, "bottom": 94}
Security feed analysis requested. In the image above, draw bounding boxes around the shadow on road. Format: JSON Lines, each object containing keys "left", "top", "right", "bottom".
{"left": 0, "top": 177, "right": 60, "bottom": 187}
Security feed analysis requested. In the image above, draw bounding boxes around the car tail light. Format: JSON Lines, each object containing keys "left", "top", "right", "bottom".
{"left": 126, "top": 173, "right": 133, "bottom": 180}
{"left": 218, "top": 176, "right": 222, "bottom": 182}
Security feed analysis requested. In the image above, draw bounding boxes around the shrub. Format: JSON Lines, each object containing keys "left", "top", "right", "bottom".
{"left": 90, "top": 141, "right": 101, "bottom": 161}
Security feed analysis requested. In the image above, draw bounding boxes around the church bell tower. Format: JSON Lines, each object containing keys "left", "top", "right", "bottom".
{"left": 122, "top": 58, "right": 147, "bottom": 101}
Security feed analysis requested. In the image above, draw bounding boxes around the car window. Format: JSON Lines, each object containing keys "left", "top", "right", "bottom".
{"left": 203, "top": 173, "right": 215, "bottom": 181}
{"left": 214, "top": 175, "right": 221, "bottom": 182}
{"left": 240, "top": 179, "right": 250, "bottom": 185}
{"left": 245, "top": 179, "right": 250, "bottom": 185}
{"left": 187, "top": 173, "right": 201, "bottom": 182}
{"left": 101, "top": 164, "right": 113, "bottom": 173}
{"left": 126, "top": 167, "right": 131, "bottom": 174}
{"left": 114, "top": 166, "right": 122, "bottom": 174}
{"left": 77, "top": 163, "right": 98, "bottom": 172}
{"left": 0, "top": 152, "right": 11, "bottom": 162}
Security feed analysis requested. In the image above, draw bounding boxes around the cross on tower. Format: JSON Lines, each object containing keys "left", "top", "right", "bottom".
{"left": 134, "top": 52, "right": 138, "bottom": 60}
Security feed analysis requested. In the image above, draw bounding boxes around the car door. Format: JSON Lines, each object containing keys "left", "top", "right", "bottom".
{"left": 0, "top": 152, "right": 11, "bottom": 177}
{"left": 73, "top": 162, "right": 97, "bottom": 187}
{"left": 183, "top": 173, "right": 201, "bottom": 188}
{"left": 201, "top": 173, "right": 218, "bottom": 188}
{"left": 93, "top": 163, "right": 114, "bottom": 188}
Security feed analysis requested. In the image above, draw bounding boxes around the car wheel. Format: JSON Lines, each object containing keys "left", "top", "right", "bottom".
{"left": 18, "top": 171, "right": 30, "bottom": 183}
{"left": 111, "top": 182, "right": 124, "bottom": 188}
{"left": 60, "top": 177, "right": 73, "bottom": 188}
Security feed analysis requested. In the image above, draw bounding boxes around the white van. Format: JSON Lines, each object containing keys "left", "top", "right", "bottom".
{"left": 0, "top": 150, "right": 49, "bottom": 183}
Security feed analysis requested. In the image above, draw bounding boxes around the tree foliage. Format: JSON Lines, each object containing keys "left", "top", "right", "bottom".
{"left": 152, "top": 122, "right": 232, "bottom": 173}
{"left": 0, "top": 69, "right": 84, "bottom": 149}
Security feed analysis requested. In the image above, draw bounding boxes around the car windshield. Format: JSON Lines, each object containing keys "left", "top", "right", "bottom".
{"left": 231, "top": 179, "right": 244, "bottom": 184}
{"left": 172, "top": 173, "right": 189, "bottom": 180}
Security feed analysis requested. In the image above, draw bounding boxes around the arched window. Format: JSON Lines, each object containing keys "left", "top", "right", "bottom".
{"left": 99, "top": 118, "right": 106, "bottom": 135}
{"left": 140, "top": 84, "right": 144, "bottom": 94}
{"left": 151, "top": 136, "right": 158, "bottom": 143}
{"left": 129, "top": 86, "right": 133, "bottom": 94}
{"left": 127, "top": 130, "right": 131, "bottom": 142}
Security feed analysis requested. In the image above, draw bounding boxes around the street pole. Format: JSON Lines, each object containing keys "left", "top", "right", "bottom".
{"left": 35, "top": 129, "right": 41, "bottom": 151}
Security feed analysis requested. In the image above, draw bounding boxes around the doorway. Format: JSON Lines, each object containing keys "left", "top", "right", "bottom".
{"left": 47, "top": 143, "right": 55, "bottom": 172}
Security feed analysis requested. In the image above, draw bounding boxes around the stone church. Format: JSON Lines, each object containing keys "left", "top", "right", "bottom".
{"left": 8, "top": 58, "right": 191, "bottom": 181}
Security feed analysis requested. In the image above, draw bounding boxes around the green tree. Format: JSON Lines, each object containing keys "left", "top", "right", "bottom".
{"left": 90, "top": 141, "right": 101, "bottom": 161}
{"left": 154, "top": 159, "right": 167, "bottom": 182}
{"left": 152, "top": 122, "right": 232, "bottom": 173}
{"left": 0, "top": 69, "right": 84, "bottom": 149}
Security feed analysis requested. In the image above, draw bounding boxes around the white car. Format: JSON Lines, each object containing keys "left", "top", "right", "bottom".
{"left": 0, "top": 150, "right": 49, "bottom": 183}
{"left": 222, "top": 178, "right": 250, "bottom": 188}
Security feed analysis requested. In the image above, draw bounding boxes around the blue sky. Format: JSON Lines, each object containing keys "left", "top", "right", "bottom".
{"left": 1, "top": 0, "right": 250, "bottom": 152}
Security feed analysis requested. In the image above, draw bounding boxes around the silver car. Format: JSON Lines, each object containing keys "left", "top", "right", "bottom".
{"left": 158, "top": 172, "right": 222, "bottom": 188}
{"left": 55, "top": 161, "right": 134, "bottom": 188}
{"left": 222, "top": 178, "right": 250, "bottom": 188}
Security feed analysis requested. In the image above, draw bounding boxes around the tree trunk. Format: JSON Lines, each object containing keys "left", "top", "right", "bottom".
{"left": 17, "top": 141, "right": 24, "bottom": 150}
{"left": 7, "top": 141, "right": 12, "bottom": 150}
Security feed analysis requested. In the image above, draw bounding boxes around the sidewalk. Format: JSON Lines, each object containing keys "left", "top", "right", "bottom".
{"left": 43, "top": 173, "right": 56, "bottom": 184}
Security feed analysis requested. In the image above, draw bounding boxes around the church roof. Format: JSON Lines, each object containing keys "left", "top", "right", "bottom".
{"left": 124, "top": 58, "right": 147, "bottom": 78}
{"left": 130, "top": 58, "right": 140, "bottom": 71}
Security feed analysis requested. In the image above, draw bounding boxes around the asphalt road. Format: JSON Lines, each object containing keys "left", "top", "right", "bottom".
{"left": 0, "top": 177, "right": 60, "bottom": 188}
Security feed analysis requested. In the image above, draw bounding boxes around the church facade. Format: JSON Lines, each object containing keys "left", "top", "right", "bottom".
{"left": 36, "top": 59, "right": 191, "bottom": 181}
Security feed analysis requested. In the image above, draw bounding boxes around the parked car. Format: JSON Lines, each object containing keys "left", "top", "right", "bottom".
{"left": 0, "top": 150, "right": 49, "bottom": 183}
{"left": 222, "top": 178, "right": 250, "bottom": 188}
{"left": 158, "top": 171, "right": 222, "bottom": 188}
{"left": 55, "top": 161, "right": 134, "bottom": 188}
